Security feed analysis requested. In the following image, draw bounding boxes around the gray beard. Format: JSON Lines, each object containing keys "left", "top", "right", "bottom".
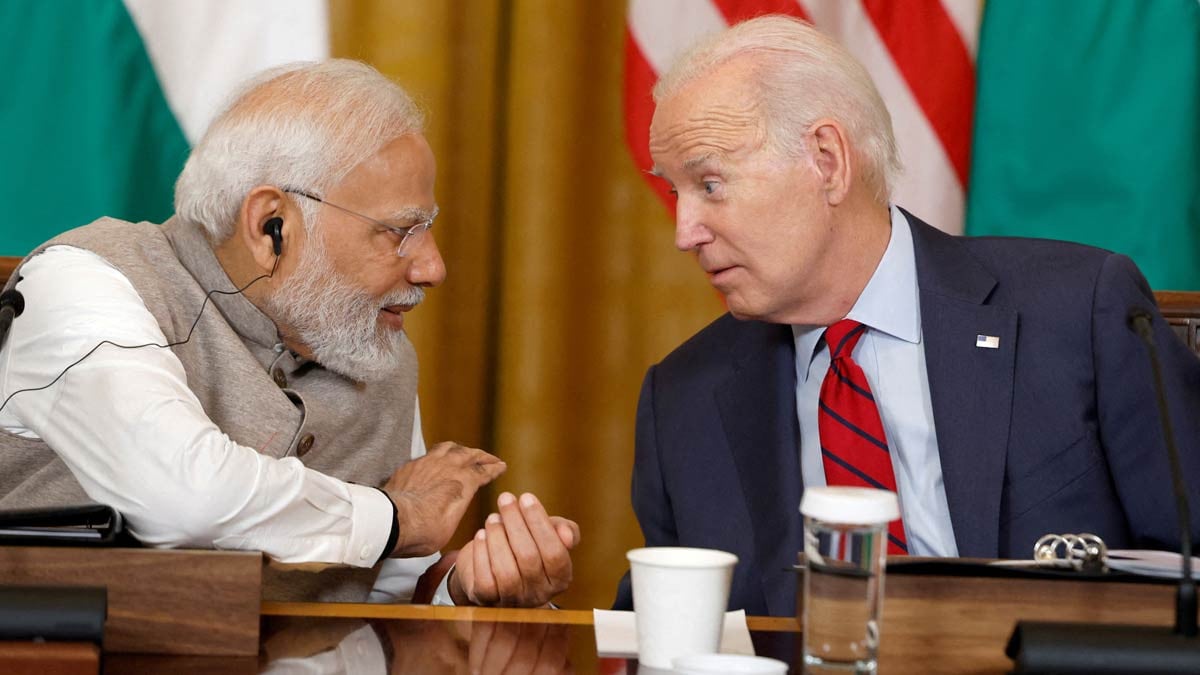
{"left": 264, "top": 243, "right": 424, "bottom": 383}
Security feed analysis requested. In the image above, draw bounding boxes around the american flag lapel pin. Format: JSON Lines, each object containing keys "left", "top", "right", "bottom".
{"left": 976, "top": 334, "right": 1000, "bottom": 349}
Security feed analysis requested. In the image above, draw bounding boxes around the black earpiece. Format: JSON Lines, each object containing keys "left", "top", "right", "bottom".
{"left": 263, "top": 217, "right": 284, "bottom": 256}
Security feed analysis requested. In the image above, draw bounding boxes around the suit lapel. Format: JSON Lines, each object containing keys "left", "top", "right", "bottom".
{"left": 909, "top": 212, "right": 1016, "bottom": 558}
{"left": 715, "top": 321, "right": 802, "bottom": 616}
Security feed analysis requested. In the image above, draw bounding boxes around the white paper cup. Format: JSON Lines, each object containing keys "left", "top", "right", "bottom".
{"left": 626, "top": 546, "right": 738, "bottom": 668}
{"left": 673, "top": 653, "right": 789, "bottom": 674}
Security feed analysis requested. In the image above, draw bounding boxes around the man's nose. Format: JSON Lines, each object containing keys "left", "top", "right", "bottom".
{"left": 405, "top": 234, "right": 446, "bottom": 287}
{"left": 674, "top": 199, "right": 714, "bottom": 252}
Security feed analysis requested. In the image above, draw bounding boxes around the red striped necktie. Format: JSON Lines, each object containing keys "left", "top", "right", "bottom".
{"left": 817, "top": 319, "right": 909, "bottom": 555}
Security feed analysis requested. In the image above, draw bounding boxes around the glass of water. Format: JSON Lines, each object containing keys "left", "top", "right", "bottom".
{"left": 799, "top": 487, "right": 899, "bottom": 674}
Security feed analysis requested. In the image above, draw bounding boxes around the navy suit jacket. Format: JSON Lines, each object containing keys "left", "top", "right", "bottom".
{"left": 615, "top": 212, "right": 1200, "bottom": 617}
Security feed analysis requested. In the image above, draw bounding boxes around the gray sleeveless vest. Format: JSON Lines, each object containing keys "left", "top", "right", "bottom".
{"left": 0, "top": 217, "right": 419, "bottom": 601}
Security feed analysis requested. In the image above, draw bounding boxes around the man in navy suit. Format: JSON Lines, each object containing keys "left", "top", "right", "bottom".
{"left": 615, "top": 16, "right": 1200, "bottom": 617}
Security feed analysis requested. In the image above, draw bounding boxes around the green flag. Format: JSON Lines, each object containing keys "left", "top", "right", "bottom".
{"left": 967, "top": 0, "right": 1200, "bottom": 290}
{"left": 1, "top": 0, "right": 330, "bottom": 257}
{"left": 0, "top": 1, "right": 188, "bottom": 255}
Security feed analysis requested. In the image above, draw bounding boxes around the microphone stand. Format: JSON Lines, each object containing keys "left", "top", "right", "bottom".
{"left": 1005, "top": 308, "right": 1199, "bottom": 673}
{"left": 1131, "top": 310, "right": 1197, "bottom": 638}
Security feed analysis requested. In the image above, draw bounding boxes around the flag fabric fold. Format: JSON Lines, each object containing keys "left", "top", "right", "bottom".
{"left": 1, "top": 1, "right": 328, "bottom": 255}
{"left": 967, "top": 0, "right": 1200, "bottom": 291}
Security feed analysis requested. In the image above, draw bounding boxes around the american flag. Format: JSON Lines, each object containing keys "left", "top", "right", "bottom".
{"left": 625, "top": 0, "right": 978, "bottom": 235}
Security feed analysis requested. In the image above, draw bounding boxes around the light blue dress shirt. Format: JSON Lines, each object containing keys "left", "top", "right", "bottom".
{"left": 792, "top": 206, "right": 959, "bottom": 557}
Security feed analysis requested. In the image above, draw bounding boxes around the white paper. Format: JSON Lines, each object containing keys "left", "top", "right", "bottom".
{"left": 1107, "top": 549, "right": 1200, "bottom": 580}
{"left": 593, "top": 609, "right": 756, "bottom": 658}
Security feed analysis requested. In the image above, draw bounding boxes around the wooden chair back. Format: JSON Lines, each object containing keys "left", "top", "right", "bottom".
{"left": 0, "top": 257, "right": 16, "bottom": 288}
{"left": 1157, "top": 291, "right": 1200, "bottom": 356}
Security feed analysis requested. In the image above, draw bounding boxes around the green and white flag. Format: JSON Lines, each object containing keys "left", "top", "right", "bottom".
{"left": 1, "top": 0, "right": 328, "bottom": 255}
{"left": 967, "top": 0, "right": 1200, "bottom": 290}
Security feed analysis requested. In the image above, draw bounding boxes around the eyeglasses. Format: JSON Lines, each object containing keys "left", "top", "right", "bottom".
{"left": 283, "top": 188, "right": 437, "bottom": 257}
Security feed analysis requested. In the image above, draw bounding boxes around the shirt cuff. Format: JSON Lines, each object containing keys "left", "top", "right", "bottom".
{"left": 430, "top": 564, "right": 457, "bottom": 606}
{"left": 346, "top": 483, "right": 395, "bottom": 567}
{"left": 372, "top": 488, "right": 399, "bottom": 565}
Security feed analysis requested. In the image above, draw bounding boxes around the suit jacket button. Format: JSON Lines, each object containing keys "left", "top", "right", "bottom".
{"left": 272, "top": 368, "right": 288, "bottom": 388}
{"left": 297, "top": 433, "right": 315, "bottom": 457}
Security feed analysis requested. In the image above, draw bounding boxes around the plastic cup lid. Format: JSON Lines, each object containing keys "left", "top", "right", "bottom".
{"left": 799, "top": 486, "right": 900, "bottom": 524}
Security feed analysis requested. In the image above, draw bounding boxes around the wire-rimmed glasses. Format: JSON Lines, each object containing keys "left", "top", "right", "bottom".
{"left": 283, "top": 188, "right": 436, "bottom": 257}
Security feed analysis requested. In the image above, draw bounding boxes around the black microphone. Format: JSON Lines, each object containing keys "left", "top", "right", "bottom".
{"left": 1005, "top": 306, "right": 1199, "bottom": 673}
{"left": 0, "top": 288, "right": 24, "bottom": 353}
{"left": 1127, "top": 307, "right": 1197, "bottom": 638}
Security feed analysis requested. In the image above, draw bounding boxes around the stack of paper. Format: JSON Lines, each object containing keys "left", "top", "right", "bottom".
{"left": 1107, "top": 550, "right": 1200, "bottom": 580}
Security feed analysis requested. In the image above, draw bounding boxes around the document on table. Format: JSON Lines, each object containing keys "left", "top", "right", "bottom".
{"left": 1107, "top": 550, "right": 1200, "bottom": 580}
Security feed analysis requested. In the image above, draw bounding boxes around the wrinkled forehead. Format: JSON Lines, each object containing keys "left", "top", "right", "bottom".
{"left": 348, "top": 134, "right": 435, "bottom": 192}
{"left": 648, "top": 61, "right": 767, "bottom": 169}
{"left": 649, "top": 99, "right": 766, "bottom": 175}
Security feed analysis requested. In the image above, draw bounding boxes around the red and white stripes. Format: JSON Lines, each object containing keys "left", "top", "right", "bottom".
{"left": 625, "top": 0, "right": 979, "bottom": 234}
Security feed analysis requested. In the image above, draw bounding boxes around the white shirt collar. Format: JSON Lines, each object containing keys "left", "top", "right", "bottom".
{"left": 791, "top": 205, "right": 922, "bottom": 380}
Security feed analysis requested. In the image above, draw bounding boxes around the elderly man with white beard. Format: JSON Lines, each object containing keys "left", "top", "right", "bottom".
{"left": 0, "top": 60, "right": 578, "bottom": 607}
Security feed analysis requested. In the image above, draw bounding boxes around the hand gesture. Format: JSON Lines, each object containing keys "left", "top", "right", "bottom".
{"left": 382, "top": 442, "right": 506, "bottom": 557}
{"left": 451, "top": 491, "right": 580, "bottom": 607}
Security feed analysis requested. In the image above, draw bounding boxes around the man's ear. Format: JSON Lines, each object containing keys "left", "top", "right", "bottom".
{"left": 810, "top": 119, "right": 852, "bottom": 206}
{"left": 237, "top": 186, "right": 291, "bottom": 273}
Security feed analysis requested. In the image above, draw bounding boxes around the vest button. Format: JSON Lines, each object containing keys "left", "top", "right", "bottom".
{"left": 272, "top": 368, "right": 288, "bottom": 388}
{"left": 297, "top": 433, "right": 315, "bottom": 457}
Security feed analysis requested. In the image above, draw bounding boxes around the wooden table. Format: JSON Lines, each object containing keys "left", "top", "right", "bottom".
{"left": 86, "top": 563, "right": 1184, "bottom": 674}
{"left": 104, "top": 604, "right": 788, "bottom": 674}
{"left": 2, "top": 552, "right": 1180, "bottom": 672}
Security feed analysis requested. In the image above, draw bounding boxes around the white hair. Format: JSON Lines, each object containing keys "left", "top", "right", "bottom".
{"left": 174, "top": 59, "right": 425, "bottom": 242}
{"left": 654, "top": 15, "right": 901, "bottom": 201}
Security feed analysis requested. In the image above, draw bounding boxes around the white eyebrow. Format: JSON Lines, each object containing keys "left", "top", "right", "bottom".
{"left": 388, "top": 205, "right": 439, "bottom": 224}
{"left": 682, "top": 153, "right": 718, "bottom": 172}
